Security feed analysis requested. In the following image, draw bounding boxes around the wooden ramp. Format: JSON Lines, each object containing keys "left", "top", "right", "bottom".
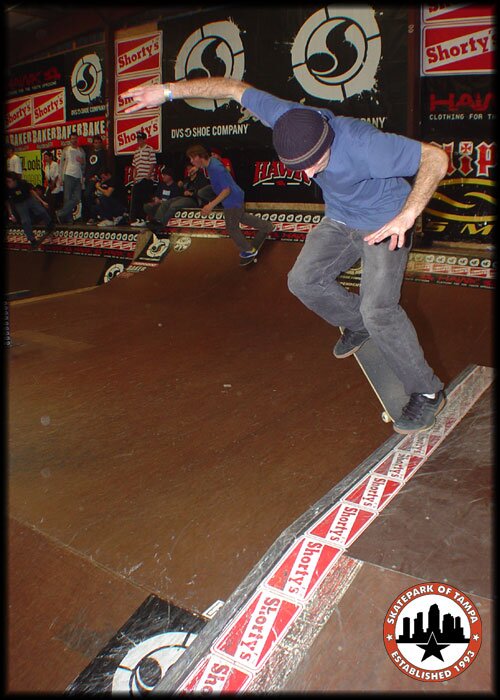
{"left": 7, "top": 236, "right": 493, "bottom": 693}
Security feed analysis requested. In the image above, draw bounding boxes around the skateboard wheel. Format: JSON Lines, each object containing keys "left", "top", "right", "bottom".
{"left": 381, "top": 411, "right": 391, "bottom": 423}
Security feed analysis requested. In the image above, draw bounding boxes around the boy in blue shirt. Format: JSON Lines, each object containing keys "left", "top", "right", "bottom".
{"left": 123, "top": 77, "right": 449, "bottom": 435}
{"left": 186, "top": 143, "right": 273, "bottom": 264}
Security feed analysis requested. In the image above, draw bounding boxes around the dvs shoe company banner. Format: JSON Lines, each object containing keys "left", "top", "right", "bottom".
{"left": 158, "top": 5, "right": 410, "bottom": 204}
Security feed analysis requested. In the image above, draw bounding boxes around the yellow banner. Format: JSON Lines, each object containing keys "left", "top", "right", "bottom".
{"left": 18, "top": 149, "right": 43, "bottom": 187}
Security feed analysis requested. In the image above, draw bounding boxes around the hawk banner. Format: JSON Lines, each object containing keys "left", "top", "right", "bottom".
{"left": 421, "top": 74, "right": 495, "bottom": 245}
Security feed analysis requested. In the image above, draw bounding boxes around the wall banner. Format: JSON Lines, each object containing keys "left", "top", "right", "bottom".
{"left": 152, "top": 5, "right": 409, "bottom": 204}
{"left": 6, "top": 44, "right": 107, "bottom": 150}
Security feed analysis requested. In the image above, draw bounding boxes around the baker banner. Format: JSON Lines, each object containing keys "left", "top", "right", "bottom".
{"left": 6, "top": 43, "right": 107, "bottom": 150}
{"left": 154, "top": 5, "right": 410, "bottom": 203}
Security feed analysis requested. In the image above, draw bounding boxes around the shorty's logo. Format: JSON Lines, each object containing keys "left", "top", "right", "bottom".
{"left": 291, "top": 5, "right": 381, "bottom": 101}
{"left": 253, "top": 161, "right": 312, "bottom": 187}
{"left": 384, "top": 582, "right": 482, "bottom": 681}
{"left": 71, "top": 53, "right": 103, "bottom": 103}
{"left": 175, "top": 20, "right": 245, "bottom": 111}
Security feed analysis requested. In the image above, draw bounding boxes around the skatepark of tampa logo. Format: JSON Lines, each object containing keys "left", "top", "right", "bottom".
{"left": 383, "top": 582, "right": 481, "bottom": 682}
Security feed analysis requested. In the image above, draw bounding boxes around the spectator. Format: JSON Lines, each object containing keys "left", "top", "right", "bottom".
{"left": 130, "top": 131, "right": 156, "bottom": 227}
{"left": 43, "top": 150, "right": 63, "bottom": 219}
{"left": 82, "top": 135, "right": 107, "bottom": 222}
{"left": 94, "top": 168, "right": 128, "bottom": 226}
{"left": 6, "top": 170, "right": 53, "bottom": 247}
{"left": 144, "top": 166, "right": 181, "bottom": 230}
{"left": 146, "top": 164, "right": 210, "bottom": 232}
{"left": 6, "top": 143, "right": 23, "bottom": 175}
{"left": 186, "top": 143, "right": 273, "bottom": 263}
{"left": 56, "top": 131, "right": 85, "bottom": 223}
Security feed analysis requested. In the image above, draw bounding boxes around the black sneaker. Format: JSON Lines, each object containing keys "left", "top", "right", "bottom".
{"left": 333, "top": 328, "right": 370, "bottom": 358}
{"left": 393, "top": 390, "right": 446, "bottom": 434}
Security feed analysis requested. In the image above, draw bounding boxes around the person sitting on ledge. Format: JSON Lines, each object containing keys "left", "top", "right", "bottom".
{"left": 93, "top": 169, "right": 128, "bottom": 227}
{"left": 6, "top": 170, "right": 53, "bottom": 248}
{"left": 143, "top": 166, "right": 181, "bottom": 231}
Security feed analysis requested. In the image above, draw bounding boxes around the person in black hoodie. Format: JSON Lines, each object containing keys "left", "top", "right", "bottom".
{"left": 82, "top": 135, "right": 107, "bottom": 222}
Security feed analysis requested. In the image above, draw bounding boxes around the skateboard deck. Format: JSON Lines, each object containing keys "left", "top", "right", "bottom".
{"left": 239, "top": 238, "right": 268, "bottom": 267}
{"left": 346, "top": 332, "right": 410, "bottom": 423}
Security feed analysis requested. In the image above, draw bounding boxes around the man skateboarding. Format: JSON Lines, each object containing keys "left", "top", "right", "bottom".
{"left": 185, "top": 143, "right": 273, "bottom": 265}
{"left": 123, "top": 77, "right": 449, "bottom": 434}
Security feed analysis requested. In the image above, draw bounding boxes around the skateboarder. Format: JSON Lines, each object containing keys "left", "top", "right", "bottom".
{"left": 185, "top": 143, "right": 273, "bottom": 264}
{"left": 123, "top": 78, "right": 448, "bottom": 434}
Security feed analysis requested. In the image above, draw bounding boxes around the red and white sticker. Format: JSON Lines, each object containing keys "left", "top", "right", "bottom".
{"left": 373, "top": 450, "right": 423, "bottom": 482}
{"left": 115, "top": 32, "right": 162, "bottom": 76}
{"left": 308, "top": 502, "right": 375, "bottom": 548}
{"left": 343, "top": 474, "right": 402, "bottom": 513}
{"left": 384, "top": 582, "right": 482, "bottom": 682}
{"left": 213, "top": 591, "right": 301, "bottom": 670}
{"left": 114, "top": 112, "right": 161, "bottom": 154}
{"left": 5, "top": 97, "right": 32, "bottom": 131}
{"left": 180, "top": 654, "right": 253, "bottom": 693}
{"left": 265, "top": 537, "right": 342, "bottom": 602}
{"left": 32, "top": 88, "right": 66, "bottom": 127}
{"left": 422, "top": 22, "right": 495, "bottom": 75}
{"left": 115, "top": 72, "right": 162, "bottom": 116}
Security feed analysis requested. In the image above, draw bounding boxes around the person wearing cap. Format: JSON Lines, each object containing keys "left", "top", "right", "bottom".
{"left": 122, "top": 78, "right": 449, "bottom": 436}
{"left": 129, "top": 131, "right": 157, "bottom": 227}
{"left": 143, "top": 166, "right": 181, "bottom": 230}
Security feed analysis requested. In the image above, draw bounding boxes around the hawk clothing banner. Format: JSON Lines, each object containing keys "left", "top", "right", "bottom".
{"left": 157, "top": 5, "right": 410, "bottom": 204}
{"left": 420, "top": 74, "right": 495, "bottom": 245}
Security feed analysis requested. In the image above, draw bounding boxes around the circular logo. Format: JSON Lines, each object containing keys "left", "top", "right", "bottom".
{"left": 103, "top": 263, "right": 125, "bottom": 283}
{"left": 384, "top": 582, "right": 482, "bottom": 682}
{"left": 112, "top": 631, "right": 197, "bottom": 693}
{"left": 174, "top": 20, "right": 244, "bottom": 111}
{"left": 291, "top": 5, "right": 381, "bottom": 101}
{"left": 71, "top": 53, "right": 103, "bottom": 103}
{"left": 173, "top": 235, "right": 192, "bottom": 252}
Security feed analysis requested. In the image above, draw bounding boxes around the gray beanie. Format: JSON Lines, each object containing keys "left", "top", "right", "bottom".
{"left": 272, "top": 108, "right": 334, "bottom": 170}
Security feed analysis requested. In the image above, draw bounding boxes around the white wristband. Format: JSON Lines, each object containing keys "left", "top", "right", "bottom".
{"left": 163, "top": 84, "right": 173, "bottom": 102}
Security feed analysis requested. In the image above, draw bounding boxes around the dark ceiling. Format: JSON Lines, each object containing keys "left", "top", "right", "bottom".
{"left": 5, "top": 4, "right": 211, "bottom": 66}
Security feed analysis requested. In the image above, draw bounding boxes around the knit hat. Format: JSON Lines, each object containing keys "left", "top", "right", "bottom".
{"left": 272, "top": 108, "right": 334, "bottom": 170}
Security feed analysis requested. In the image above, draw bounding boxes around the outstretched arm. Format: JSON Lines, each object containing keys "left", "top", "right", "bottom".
{"left": 364, "top": 143, "right": 449, "bottom": 250}
{"left": 123, "top": 78, "right": 252, "bottom": 113}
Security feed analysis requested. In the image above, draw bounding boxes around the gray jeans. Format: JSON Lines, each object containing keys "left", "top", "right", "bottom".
{"left": 287, "top": 217, "right": 443, "bottom": 396}
{"left": 224, "top": 206, "right": 274, "bottom": 252}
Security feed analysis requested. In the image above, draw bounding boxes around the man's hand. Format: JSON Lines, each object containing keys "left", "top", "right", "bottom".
{"left": 363, "top": 211, "right": 415, "bottom": 251}
{"left": 201, "top": 203, "right": 214, "bottom": 216}
{"left": 123, "top": 85, "right": 166, "bottom": 113}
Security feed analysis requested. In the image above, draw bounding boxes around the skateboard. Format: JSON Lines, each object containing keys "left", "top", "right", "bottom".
{"left": 342, "top": 329, "right": 410, "bottom": 423}
{"left": 239, "top": 238, "right": 268, "bottom": 267}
